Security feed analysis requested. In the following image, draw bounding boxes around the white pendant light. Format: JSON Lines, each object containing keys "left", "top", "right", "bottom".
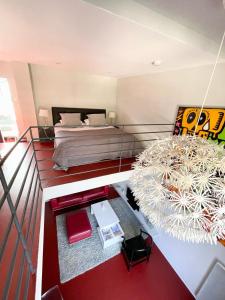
{"left": 130, "top": 29, "right": 225, "bottom": 244}
{"left": 130, "top": 135, "right": 225, "bottom": 244}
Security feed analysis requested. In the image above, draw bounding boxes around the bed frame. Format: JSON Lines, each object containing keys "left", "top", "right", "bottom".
{"left": 52, "top": 107, "right": 106, "bottom": 125}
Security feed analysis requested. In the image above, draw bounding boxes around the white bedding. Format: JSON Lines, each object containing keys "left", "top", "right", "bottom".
{"left": 52, "top": 126, "right": 136, "bottom": 169}
{"left": 54, "top": 123, "right": 113, "bottom": 134}
{"left": 54, "top": 123, "right": 114, "bottom": 147}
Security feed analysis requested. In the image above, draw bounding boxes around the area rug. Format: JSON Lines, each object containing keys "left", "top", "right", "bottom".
{"left": 56, "top": 197, "right": 142, "bottom": 283}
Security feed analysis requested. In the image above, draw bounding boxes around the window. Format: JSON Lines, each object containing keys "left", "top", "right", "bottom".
{"left": 0, "top": 78, "right": 18, "bottom": 139}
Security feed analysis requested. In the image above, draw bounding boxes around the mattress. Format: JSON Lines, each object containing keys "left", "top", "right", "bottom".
{"left": 52, "top": 126, "right": 137, "bottom": 168}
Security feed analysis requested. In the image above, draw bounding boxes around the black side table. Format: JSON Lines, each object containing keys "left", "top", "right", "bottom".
{"left": 38, "top": 127, "right": 55, "bottom": 141}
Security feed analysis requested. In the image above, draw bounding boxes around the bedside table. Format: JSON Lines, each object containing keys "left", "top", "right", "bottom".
{"left": 38, "top": 127, "right": 55, "bottom": 141}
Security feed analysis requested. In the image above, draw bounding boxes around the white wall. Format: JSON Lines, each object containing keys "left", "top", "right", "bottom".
{"left": 117, "top": 63, "right": 225, "bottom": 125}
{"left": 110, "top": 179, "right": 225, "bottom": 297}
{"left": 0, "top": 61, "right": 37, "bottom": 135}
{"left": 154, "top": 230, "right": 225, "bottom": 296}
{"left": 30, "top": 64, "right": 118, "bottom": 125}
{"left": 116, "top": 64, "right": 225, "bottom": 296}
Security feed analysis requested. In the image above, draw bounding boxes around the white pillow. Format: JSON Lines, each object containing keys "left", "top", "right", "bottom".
{"left": 87, "top": 114, "right": 106, "bottom": 126}
{"left": 60, "top": 113, "right": 81, "bottom": 126}
{"left": 83, "top": 118, "right": 90, "bottom": 126}
{"left": 54, "top": 122, "right": 62, "bottom": 127}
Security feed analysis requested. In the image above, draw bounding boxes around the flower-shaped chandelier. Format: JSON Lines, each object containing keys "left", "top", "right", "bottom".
{"left": 130, "top": 135, "right": 225, "bottom": 244}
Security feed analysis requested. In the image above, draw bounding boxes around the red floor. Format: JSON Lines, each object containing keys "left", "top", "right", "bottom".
{"left": 43, "top": 192, "right": 194, "bottom": 300}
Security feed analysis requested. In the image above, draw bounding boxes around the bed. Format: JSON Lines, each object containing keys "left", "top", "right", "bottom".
{"left": 51, "top": 107, "right": 138, "bottom": 170}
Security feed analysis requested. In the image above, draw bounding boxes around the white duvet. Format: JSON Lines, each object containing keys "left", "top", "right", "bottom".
{"left": 54, "top": 123, "right": 114, "bottom": 147}
{"left": 54, "top": 123, "right": 114, "bottom": 134}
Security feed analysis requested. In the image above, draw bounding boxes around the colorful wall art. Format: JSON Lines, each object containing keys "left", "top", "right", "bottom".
{"left": 174, "top": 106, "right": 225, "bottom": 145}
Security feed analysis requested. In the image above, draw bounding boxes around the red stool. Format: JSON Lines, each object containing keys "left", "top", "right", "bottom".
{"left": 66, "top": 209, "right": 92, "bottom": 244}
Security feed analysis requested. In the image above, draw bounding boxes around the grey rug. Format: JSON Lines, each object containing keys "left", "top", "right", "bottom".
{"left": 56, "top": 197, "right": 142, "bottom": 283}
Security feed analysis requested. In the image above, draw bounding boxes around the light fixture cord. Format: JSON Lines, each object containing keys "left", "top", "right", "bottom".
{"left": 194, "top": 30, "right": 225, "bottom": 135}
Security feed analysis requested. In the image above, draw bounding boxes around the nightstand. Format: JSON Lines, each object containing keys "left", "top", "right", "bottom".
{"left": 38, "top": 127, "right": 55, "bottom": 141}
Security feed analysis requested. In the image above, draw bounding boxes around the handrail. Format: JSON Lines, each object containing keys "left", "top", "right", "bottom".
{"left": 32, "top": 123, "right": 172, "bottom": 184}
{"left": 35, "top": 140, "right": 158, "bottom": 158}
{"left": 33, "top": 130, "right": 172, "bottom": 142}
{"left": 0, "top": 127, "right": 42, "bottom": 300}
{"left": 37, "top": 146, "right": 145, "bottom": 164}
{"left": 30, "top": 123, "right": 173, "bottom": 128}
{"left": 41, "top": 162, "right": 134, "bottom": 182}
{"left": 0, "top": 127, "right": 31, "bottom": 166}
{"left": 0, "top": 141, "right": 32, "bottom": 209}
{"left": 0, "top": 156, "right": 36, "bottom": 263}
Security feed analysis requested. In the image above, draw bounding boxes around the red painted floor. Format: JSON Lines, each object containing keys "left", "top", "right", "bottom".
{"left": 43, "top": 192, "right": 194, "bottom": 300}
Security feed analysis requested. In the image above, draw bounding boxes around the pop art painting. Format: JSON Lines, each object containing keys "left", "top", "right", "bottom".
{"left": 174, "top": 106, "right": 225, "bottom": 144}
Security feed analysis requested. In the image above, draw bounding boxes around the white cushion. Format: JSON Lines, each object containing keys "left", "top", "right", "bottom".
{"left": 83, "top": 118, "right": 90, "bottom": 126}
{"left": 60, "top": 113, "right": 81, "bottom": 126}
{"left": 87, "top": 114, "right": 106, "bottom": 126}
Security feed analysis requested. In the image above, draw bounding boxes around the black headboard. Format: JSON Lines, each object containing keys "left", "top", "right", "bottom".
{"left": 52, "top": 107, "right": 106, "bottom": 125}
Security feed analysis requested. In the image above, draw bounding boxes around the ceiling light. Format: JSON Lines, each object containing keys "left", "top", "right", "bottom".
{"left": 130, "top": 135, "right": 225, "bottom": 244}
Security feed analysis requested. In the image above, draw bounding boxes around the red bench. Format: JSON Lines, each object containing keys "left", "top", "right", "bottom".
{"left": 50, "top": 186, "right": 109, "bottom": 211}
{"left": 66, "top": 209, "right": 92, "bottom": 244}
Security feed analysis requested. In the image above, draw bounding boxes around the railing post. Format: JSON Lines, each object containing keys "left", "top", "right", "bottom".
{"left": 0, "top": 166, "right": 35, "bottom": 274}
{"left": 118, "top": 124, "right": 125, "bottom": 172}
{"left": 29, "top": 127, "right": 43, "bottom": 190}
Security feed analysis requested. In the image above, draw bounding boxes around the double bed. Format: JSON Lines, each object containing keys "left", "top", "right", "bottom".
{"left": 51, "top": 107, "right": 138, "bottom": 170}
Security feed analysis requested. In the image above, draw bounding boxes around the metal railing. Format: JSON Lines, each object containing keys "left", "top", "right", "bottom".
{"left": 0, "top": 123, "right": 173, "bottom": 300}
{"left": 30, "top": 123, "right": 174, "bottom": 187}
{"left": 0, "top": 128, "right": 42, "bottom": 300}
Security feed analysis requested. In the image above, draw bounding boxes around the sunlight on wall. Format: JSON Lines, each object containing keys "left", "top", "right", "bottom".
{"left": 0, "top": 77, "right": 18, "bottom": 138}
